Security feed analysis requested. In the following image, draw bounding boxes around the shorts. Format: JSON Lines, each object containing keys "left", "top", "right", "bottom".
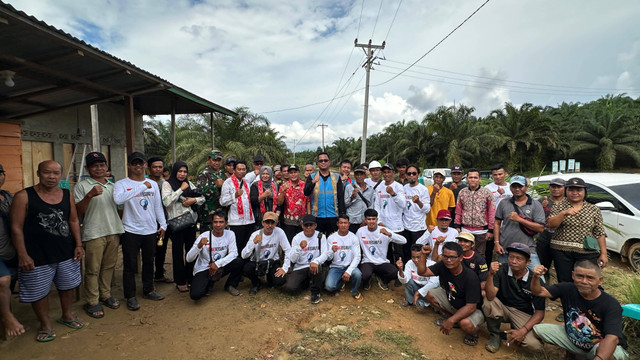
{"left": 18, "top": 258, "right": 81, "bottom": 303}
{"left": 428, "top": 287, "right": 485, "bottom": 327}
{"left": 0, "top": 258, "right": 12, "bottom": 277}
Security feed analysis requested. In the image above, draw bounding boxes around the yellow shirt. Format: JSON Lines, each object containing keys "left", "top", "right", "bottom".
{"left": 426, "top": 185, "right": 455, "bottom": 226}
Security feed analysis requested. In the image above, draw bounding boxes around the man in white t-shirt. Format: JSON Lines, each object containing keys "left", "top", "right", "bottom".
{"left": 417, "top": 209, "right": 458, "bottom": 261}
{"left": 186, "top": 211, "right": 244, "bottom": 300}
{"left": 113, "top": 152, "right": 167, "bottom": 311}
{"left": 324, "top": 215, "right": 363, "bottom": 302}
{"left": 402, "top": 164, "right": 430, "bottom": 265}
{"left": 241, "top": 212, "right": 291, "bottom": 295}
{"left": 397, "top": 244, "right": 439, "bottom": 309}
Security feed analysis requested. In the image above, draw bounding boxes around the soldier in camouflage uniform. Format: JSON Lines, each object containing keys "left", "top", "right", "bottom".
{"left": 196, "top": 150, "right": 226, "bottom": 229}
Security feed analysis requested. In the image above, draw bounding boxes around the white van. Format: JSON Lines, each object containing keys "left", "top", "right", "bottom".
{"left": 531, "top": 173, "right": 640, "bottom": 271}
{"left": 419, "top": 168, "right": 452, "bottom": 186}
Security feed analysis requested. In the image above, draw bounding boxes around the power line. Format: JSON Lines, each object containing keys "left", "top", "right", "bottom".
{"left": 356, "top": 0, "right": 365, "bottom": 38}
{"left": 370, "top": 0, "right": 384, "bottom": 39}
{"left": 384, "top": 59, "right": 638, "bottom": 92}
{"left": 373, "top": 0, "right": 491, "bottom": 87}
{"left": 384, "top": 0, "right": 403, "bottom": 41}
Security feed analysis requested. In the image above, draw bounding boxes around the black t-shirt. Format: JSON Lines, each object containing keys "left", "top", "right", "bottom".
{"left": 429, "top": 261, "right": 482, "bottom": 310}
{"left": 492, "top": 263, "right": 545, "bottom": 315}
{"left": 546, "top": 282, "right": 627, "bottom": 350}
{"left": 462, "top": 251, "right": 488, "bottom": 282}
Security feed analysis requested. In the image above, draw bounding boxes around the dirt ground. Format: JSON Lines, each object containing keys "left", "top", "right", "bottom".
{"left": 2, "top": 251, "right": 631, "bottom": 360}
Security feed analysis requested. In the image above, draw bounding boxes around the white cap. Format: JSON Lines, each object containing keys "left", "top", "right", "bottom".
{"left": 368, "top": 160, "right": 382, "bottom": 169}
{"left": 433, "top": 169, "right": 447, "bottom": 177}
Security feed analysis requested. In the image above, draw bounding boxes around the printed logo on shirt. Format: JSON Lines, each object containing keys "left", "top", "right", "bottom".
{"left": 210, "top": 246, "right": 228, "bottom": 252}
{"left": 369, "top": 246, "right": 377, "bottom": 255}
{"left": 565, "top": 307, "right": 603, "bottom": 350}
{"left": 212, "top": 253, "right": 222, "bottom": 261}
{"left": 139, "top": 199, "right": 149, "bottom": 210}
{"left": 447, "top": 282, "right": 457, "bottom": 302}
{"left": 307, "top": 253, "right": 314, "bottom": 261}
{"left": 339, "top": 251, "right": 347, "bottom": 261}
{"left": 263, "top": 250, "right": 271, "bottom": 258}
{"left": 37, "top": 208, "right": 70, "bottom": 237}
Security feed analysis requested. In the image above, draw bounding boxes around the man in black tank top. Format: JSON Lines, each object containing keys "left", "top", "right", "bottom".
{"left": 10, "top": 160, "right": 85, "bottom": 342}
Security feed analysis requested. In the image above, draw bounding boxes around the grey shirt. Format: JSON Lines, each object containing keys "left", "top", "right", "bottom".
{"left": 344, "top": 182, "right": 375, "bottom": 225}
{"left": 495, "top": 195, "right": 545, "bottom": 250}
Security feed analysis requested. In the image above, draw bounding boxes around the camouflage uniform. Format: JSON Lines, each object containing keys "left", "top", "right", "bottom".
{"left": 196, "top": 150, "right": 226, "bottom": 226}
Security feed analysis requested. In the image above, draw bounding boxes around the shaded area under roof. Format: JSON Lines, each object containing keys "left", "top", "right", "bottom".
{"left": 0, "top": 1, "right": 236, "bottom": 119}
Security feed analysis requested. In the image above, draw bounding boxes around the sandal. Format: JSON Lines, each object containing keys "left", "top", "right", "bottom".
{"left": 400, "top": 299, "right": 411, "bottom": 307}
{"left": 56, "top": 316, "right": 84, "bottom": 329}
{"left": 101, "top": 297, "right": 120, "bottom": 309}
{"left": 83, "top": 303, "right": 104, "bottom": 319}
{"left": 36, "top": 328, "right": 56, "bottom": 342}
{"left": 176, "top": 284, "right": 189, "bottom": 293}
{"left": 463, "top": 334, "right": 479, "bottom": 346}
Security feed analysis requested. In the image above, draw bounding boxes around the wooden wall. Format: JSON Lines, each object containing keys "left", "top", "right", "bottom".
{"left": 0, "top": 123, "right": 23, "bottom": 194}
{"left": 22, "top": 140, "right": 53, "bottom": 189}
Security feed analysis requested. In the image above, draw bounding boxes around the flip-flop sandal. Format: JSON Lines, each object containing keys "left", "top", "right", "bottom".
{"left": 463, "top": 334, "right": 479, "bottom": 346}
{"left": 83, "top": 303, "right": 104, "bottom": 319}
{"left": 56, "top": 317, "right": 84, "bottom": 329}
{"left": 176, "top": 284, "right": 189, "bottom": 293}
{"left": 36, "top": 328, "right": 56, "bottom": 342}
{"left": 400, "top": 300, "right": 411, "bottom": 307}
{"left": 102, "top": 297, "right": 120, "bottom": 309}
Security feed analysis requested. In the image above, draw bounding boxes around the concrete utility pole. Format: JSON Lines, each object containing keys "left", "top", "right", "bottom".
{"left": 318, "top": 124, "right": 328, "bottom": 151}
{"left": 355, "top": 39, "right": 385, "bottom": 165}
{"left": 293, "top": 138, "right": 297, "bottom": 165}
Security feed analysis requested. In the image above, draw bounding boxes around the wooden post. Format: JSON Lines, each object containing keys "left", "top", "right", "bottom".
{"left": 171, "top": 95, "right": 176, "bottom": 164}
{"left": 124, "top": 96, "right": 135, "bottom": 153}
{"left": 210, "top": 111, "right": 214, "bottom": 150}
{"left": 90, "top": 104, "right": 100, "bottom": 152}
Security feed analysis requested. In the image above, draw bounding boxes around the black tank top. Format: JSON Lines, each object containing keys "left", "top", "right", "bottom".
{"left": 24, "top": 187, "right": 74, "bottom": 266}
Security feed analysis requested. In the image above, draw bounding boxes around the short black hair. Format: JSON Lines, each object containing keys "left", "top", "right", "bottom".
{"left": 147, "top": 157, "right": 163, "bottom": 167}
{"left": 340, "top": 159, "right": 352, "bottom": 167}
{"left": 491, "top": 163, "right": 507, "bottom": 172}
{"left": 338, "top": 214, "right": 350, "bottom": 221}
{"left": 281, "top": 163, "right": 290, "bottom": 169}
{"left": 318, "top": 152, "right": 329, "bottom": 159}
{"left": 442, "top": 242, "right": 463, "bottom": 256}
{"left": 467, "top": 168, "right": 480, "bottom": 176}
{"left": 210, "top": 210, "right": 228, "bottom": 222}
{"left": 234, "top": 160, "right": 247, "bottom": 170}
{"left": 364, "top": 209, "right": 378, "bottom": 218}
{"left": 407, "top": 164, "right": 420, "bottom": 173}
{"left": 395, "top": 158, "right": 409, "bottom": 167}
{"left": 410, "top": 244, "right": 423, "bottom": 252}
{"left": 574, "top": 260, "right": 601, "bottom": 276}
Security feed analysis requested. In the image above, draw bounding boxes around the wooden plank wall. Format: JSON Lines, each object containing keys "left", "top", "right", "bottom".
{"left": 0, "top": 123, "right": 23, "bottom": 194}
{"left": 21, "top": 140, "right": 53, "bottom": 189}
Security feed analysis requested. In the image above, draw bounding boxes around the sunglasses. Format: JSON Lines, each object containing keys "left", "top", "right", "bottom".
{"left": 406, "top": 172, "right": 418, "bottom": 176}
{"left": 318, "top": 159, "right": 329, "bottom": 163}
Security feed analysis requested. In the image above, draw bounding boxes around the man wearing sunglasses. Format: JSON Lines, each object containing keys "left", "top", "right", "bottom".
{"left": 303, "top": 152, "right": 345, "bottom": 236}
{"left": 244, "top": 155, "right": 265, "bottom": 185}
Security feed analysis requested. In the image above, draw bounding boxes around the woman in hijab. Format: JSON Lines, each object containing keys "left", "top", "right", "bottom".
{"left": 162, "top": 161, "right": 205, "bottom": 292}
{"left": 250, "top": 166, "right": 281, "bottom": 227}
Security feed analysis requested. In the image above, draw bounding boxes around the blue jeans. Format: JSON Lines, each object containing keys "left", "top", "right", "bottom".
{"left": 403, "top": 279, "right": 430, "bottom": 309}
{"left": 325, "top": 266, "right": 362, "bottom": 296}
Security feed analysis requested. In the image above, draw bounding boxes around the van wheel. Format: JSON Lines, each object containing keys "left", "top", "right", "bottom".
{"left": 628, "top": 242, "right": 640, "bottom": 272}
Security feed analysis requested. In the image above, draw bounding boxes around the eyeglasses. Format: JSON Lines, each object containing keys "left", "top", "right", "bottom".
{"left": 254, "top": 162, "right": 263, "bottom": 165}
{"left": 406, "top": 172, "right": 418, "bottom": 176}
{"left": 318, "top": 159, "right": 329, "bottom": 163}
{"left": 442, "top": 255, "right": 460, "bottom": 261}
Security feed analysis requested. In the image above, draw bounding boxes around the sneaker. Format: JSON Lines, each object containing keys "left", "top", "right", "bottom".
{"left": 310, "top": 293, "right": 321, "bottom": 304}
{"left": 249, "top": 286, "right": 259, "bottom": 295}
{"left": 377, "top": 277, "right": 389, "bottom": 291}
{"left": 143, "top": 291, "right": 165, "bottom": 301}
{"left": 227, "top": 286, "right": 240, "bottom": 296}
{"left": 126, "top": 297, "right": 140, "bottom": 311}
{"left": 363, "top": 278, "right": 372, "bottom": 291}
{"left": 352, "top": 292, "right": 364, "bottom": 302}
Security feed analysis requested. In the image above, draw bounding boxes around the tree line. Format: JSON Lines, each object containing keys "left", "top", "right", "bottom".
{"left": 144, "top": 95, "right": 640, "bottom": 175}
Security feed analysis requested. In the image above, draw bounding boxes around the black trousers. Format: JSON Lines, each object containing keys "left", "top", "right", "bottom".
{"left": 349, "top": 223, "right": 363, "bottom": 234}
{"left": 189, "top": 258, "right": 244, "bottom": 300}
{"left": 386, "top": 230, "right": 404, "bottom": 264}
{"left": 171, "top": 225, "right": 196, "bottom": 286}
{"left": 229, "top": 224, "right": 256, "bottom": 253}
{"left": 316, "top": 217, "right": 338, "bottom": 237}
{"left": 281, "top": 267, "right": 323, "bottom": 295}
{"left": 360, "top": 262, "right": 398, "bottom": 286}
{"left": 242, "top": 260, "right": 285, "bottom": 288}
{"left": 121, "top": 232, "right": 156, "bottom": 299}
{"left": 401, "top": 229, "right": 426, "bottom": 263}
{"left": 536, "top": 231, "right": 553, "bottom": 269}
{"left": 154, "top": 227, "right": 171, "bottom": 279}
{"left": 552, "top": 249, "right": 599, "bottom": 283}
{"left": 283, "top": 223, "right": 302, "bottom": 243}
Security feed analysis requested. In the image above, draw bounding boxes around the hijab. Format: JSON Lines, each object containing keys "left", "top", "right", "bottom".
{"left": 259, "top": 166, "right": 274, "bottom": 188}
{"left": 167, "top": 161, "right": 195, "bottom": 197}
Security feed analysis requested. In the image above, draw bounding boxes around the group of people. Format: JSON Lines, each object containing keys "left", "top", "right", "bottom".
{"left": 0, "top": 150, "right": 629, "bottom": 360}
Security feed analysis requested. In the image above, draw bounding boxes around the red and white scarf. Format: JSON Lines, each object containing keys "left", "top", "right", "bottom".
{"left": 257, "top": 181, "right": 277, "bottom": 213}
{"left": 231, "top": 174, "right": 253, "bottom": 220}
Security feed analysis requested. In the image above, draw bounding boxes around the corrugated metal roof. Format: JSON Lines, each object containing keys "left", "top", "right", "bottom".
{"left": 0, "top": 1, "right": 236, "bottom": 118}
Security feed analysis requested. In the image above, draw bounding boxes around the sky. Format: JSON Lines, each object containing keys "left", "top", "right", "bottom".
{"left": 8, "top": 0, "right": 640, "bottom": 151}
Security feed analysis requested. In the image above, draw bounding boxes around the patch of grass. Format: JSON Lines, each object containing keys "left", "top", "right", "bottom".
{"left": 375, "top": 329, "right": 424, "bottom": 359}
{"left": 352, "top": 343, "right": 385, "bottom": 360}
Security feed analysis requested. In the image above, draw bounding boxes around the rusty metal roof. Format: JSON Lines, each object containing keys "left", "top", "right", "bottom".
{"left": 0, "top": 1, "right": 236, "bottom": 119}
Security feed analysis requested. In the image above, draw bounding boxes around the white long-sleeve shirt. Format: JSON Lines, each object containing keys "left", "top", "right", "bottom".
{"left": 113, "top": 177, "right": 166, "bottom": 235}
{"left": 282, "top": 230, "right": 330, "bottom": 272}
{"left": 402, "top": 183, "right": 431, "bottom": 231}
{"left": 357, "top": 226, "right": 406, "bottom": 265}
{"left": 373, "top": 181, "right": 405, "bottom": 232}
{"left": 241, "top": 227, "right": 291, "bottom": 262}
{"left": 186, "top": 230, "right": 238, "bottom": 275}
{"left": 161, "top": 180, "right": 205, "bottom": 222}
{"left": 326, "top": 231, "right": 361, "bottom": 275}
{"left": 398, "top": 259, "right": 439, "bottom": 297}
{"left": 219, "top": 177, "right": 254, "bottom": 226}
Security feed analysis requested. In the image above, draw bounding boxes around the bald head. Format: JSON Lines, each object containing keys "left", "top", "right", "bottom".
{"left": 38, "top": 160, "right": 62, "bottom": 173}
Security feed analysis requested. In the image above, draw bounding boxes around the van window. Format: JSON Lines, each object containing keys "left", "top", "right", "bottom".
{"left": 609, "top": 184, "right": 640, "bottom": 211}
{"left": 586, "top": 184, "right": 632, "bottom": 216}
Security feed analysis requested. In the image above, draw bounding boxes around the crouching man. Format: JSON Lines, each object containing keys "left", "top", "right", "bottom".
{"left": 417, "top": 242, "right": 484, "bottom": 347}
{"left": 186, "top": 211, "right": 244, "bottom": 300}
{"left": 483, "top": 243, "right": 544, "bottom": 353}
{"left": 531, "top": 261, "right": 629, "bottom": 360}
{"left": 324, "top": 215, "right": 363, "bottom": 302}
{"left": 397, "top": 243, "right": 439, "bottom": 309}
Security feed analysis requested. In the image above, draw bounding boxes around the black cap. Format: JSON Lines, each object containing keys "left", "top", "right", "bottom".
{"left": 225, "top": 157, "right": 236, "bottom": 165}
{"left": 85, "top": 152, "right": 107, "bottom": 166}
{"left": 253, "top": 155, "right": 265, "bottom": 163}
{"left": 127, "top": 151, "right": 146, "bottom": 163}
{"left": 550, "top": 178, "right": 566, "bottom": 186}
{"left": 354, "top": 164, "right": 367, "bottom": 174}
{"left": 506, "top": 242, "right": 531, "bottom": 259}
{"left": 451, "top": 164, "right": 463, "bottom": 173}
{"left": 288, "top": 164, "right": 300, "bottom": 172}
{"left": 381, "top": 163, "right": 394, "bottom": 171}
{"left": 566, "top": 177, "right": 586, "bottom": 188}
{"left": 302, "top": 214, "right": 316, "bottom": 225}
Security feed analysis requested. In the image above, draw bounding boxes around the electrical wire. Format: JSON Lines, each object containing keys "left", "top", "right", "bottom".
{"left": 370, "top": 0, "right": 384, "bottom": 39}
{"left": 384, "top": 0, "right": 403, "bottom": 41}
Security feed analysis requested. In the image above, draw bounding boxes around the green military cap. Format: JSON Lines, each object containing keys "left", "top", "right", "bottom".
{"left": 208, "top": 149, "right": 223, "bottom": 159}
